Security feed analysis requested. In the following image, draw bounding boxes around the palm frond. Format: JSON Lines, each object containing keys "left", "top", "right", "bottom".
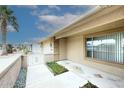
{"left": 9, "top": 16, "right": 19, "bottom": 32}
{"left": 0, "top": 6, "right": 19, "bottom": 32}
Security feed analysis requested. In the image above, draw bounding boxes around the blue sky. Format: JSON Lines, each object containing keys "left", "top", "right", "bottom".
{"left": 6, "top": 5, "right": 95, "bottom": 44}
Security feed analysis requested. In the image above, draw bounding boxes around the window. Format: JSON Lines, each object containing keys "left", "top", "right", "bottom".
{"left": 86, "top": 32, "right": 124, "bottom": 64}
{"left": 86, "top": 38, "right": 93, "bottom": 58}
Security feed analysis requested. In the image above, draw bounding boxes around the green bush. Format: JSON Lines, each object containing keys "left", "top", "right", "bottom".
{"left": 46, "top": 61, "right": 68, "bottom": 76}
{"left": 79, "top": 81, "right": 98, "bottom": 88}
{"left": 7, "top": 44, "right": 13, "bottom": 53}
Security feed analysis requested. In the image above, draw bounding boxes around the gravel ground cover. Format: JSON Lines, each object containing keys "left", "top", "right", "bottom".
{"left": 13, "top": 67, "right": 27, "bottom": 88}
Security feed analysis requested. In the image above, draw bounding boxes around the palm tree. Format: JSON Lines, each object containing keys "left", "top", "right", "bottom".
{"left": 0, "top": 6, "right": 19, "bottom": 55}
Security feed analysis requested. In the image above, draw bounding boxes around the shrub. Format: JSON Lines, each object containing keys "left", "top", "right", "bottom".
{"left": 46, "top": 61, "right": 68, "bottom": 76}
{"left": 7, "top": 44, "right": 13, "bottom": 53}
{"left": 79, "top": 81, "right": 98, "bottom": 88}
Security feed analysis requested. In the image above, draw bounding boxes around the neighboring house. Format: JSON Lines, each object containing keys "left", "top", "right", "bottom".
{"left": 40, "top": 6, "right": 124, "bottom": 78}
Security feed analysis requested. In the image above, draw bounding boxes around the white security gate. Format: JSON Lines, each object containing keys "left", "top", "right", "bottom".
{"left": 27, "top": 43, "right": 44, "bottom": 66}
{"left": 32, "top": 43, "right": 43, "bottom": 54}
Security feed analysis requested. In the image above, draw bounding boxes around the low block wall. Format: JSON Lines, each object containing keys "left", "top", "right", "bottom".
{"left": 44, "top": 54, "right": 54, "bottom": 62}
{"left": 0, "top": 54, "right": 22, "bottom": 88}
{"left": 44, "top": 54, "right": 59, "bottom": 62}
{"left": 21, "top": 55, "right": 27, "bottom": 69}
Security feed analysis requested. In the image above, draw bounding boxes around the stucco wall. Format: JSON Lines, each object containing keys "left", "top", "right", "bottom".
{"left": 44, "top": 54, "right": 59, "bottom": 62}
{"left": 59, "top": 38, "right": 67, "bottom": 60}
{"left": 44, "top": 54, "right": 54, "bottom": 62}
{"left": 43, "top": 38, "right": 54, "bottom": 55}
{"left": 67, "top": 35, "right": 84, "bottom": 64}
{"left": 21, "top": 55, "right": 27, "bottom": 69}
{"left": 66, "top": 34, "right": 124, "bottom": 78}
{"left": 42, "top": 38, "right": 60, "bottom": 62}
{"left": 54, "top": 40, "right": 59, "bottom": 54}
{"left": 83, "top": 59, "right": 124, "bottom": 78}
{"left": 0, "top": 56, "right": 21, "bottom": 88}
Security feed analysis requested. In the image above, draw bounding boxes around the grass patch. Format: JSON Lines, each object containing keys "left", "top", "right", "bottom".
{"left": 46, "top": 61, "right": 68, "bottom": 76}
{"left": 79, "top": 81, "right": 98, "bottom": 88}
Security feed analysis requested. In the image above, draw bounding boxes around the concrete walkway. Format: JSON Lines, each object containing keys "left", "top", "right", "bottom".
{"left": 26, "top": 44, "right": 87, "bottom": 88}
{"left": 26, "top": 54, "right": 87, "bottom": 88}
{"left": 57, "top": 60, "right": 124, "bottom": 88}
{"left": 26, "top": 53, "right": 53, "bottom": 87}
{"left": 26, "top": 54, "right": 124, "bottom": 88}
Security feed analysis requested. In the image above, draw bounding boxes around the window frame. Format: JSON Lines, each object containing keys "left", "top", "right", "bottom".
{"left": 85, "top": 31, "right": 124, "bottom": 65}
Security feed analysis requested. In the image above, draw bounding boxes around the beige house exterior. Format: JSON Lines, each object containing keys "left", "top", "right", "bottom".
{"left": 41, "top": 6, "right": 124, "bottom": 78}
{"left": 41, "top": 37, "right": 59, "bottom": 62}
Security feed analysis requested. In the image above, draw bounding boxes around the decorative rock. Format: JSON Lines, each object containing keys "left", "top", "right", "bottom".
{"left": 13, "top": 68, "right": 27, "bottom": 88}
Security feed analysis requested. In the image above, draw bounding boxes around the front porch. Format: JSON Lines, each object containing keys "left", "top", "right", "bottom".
{"left": 57, "top": 60, "right": 124, "bottom": 88}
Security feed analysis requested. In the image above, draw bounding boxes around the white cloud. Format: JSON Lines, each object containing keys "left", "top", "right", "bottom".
{"left": 31, "top": 10, "right": 39, "bottom": 16}
{"left": 17, "top": 5, "right": 38, "bottom": 9}
{"left": 37, "top": 24, "right": 52, "bottom": 33}
{"left": 29, "top": 37, "right": 46, "bottom": 43}
{"left": 7, "top": 25, "right": 16, "bottom": 32}
{"left": 31, "top": 6, "right": 60, "bottom": 16}
{"left": 40, "top": 9, "right": 51, "bottom": 15}
{"left": 39, "top": 13, "right": 78, "bottom": 27}
{"left": 31, "top": 37, "right": 43, "bottom": 41}
{"left": 36, "top": 13, "right": 79, "bottom": 33}
{"left": 70, "top": 5, "right": 97, "bottom": 15}
{"left": 48, "top": 5, "right": 61, "bottom": 11}
{"left": 33, "top": 5, "right": 95, "bottom": 34}
{"left": 31, "top": 9, "right": 50, "bottom": 16}
{"left": 36, "top": 21, "right": 61, "bottom": 33}
{"left": 31, "top": 5, "right": 60, "bottom": 16}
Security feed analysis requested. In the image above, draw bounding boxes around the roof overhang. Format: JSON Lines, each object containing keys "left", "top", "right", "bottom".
{"left": 55, "top": 6, "right": 124, "bottom": 39}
